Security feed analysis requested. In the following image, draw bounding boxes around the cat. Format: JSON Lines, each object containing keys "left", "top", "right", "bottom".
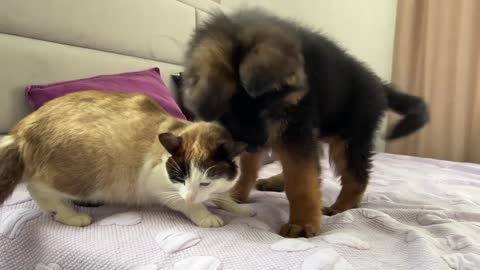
{"left": 0, "top": 90, "right": 255, "bottom": 227}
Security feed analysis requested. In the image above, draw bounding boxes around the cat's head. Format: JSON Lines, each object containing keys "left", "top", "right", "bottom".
{"left": 159, "top": 122, "right": 247, "bottom": 204}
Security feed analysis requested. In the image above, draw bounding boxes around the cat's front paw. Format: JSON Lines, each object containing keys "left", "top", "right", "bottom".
{"left": 193, "top": 214, "right": 224, "bottom": 228}
{"left": 55, "top": 212, "right": 93, "bottom": 227}
{"left": 236, "top": 206, "right": 256, "bottom": 217}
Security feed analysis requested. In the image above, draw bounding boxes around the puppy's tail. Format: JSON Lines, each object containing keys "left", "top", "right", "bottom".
{"left": 0, "top": 136, "right": 24, "bottom": 204}
{"left": 384, "top": 84, "right": 429, "bottom": 140}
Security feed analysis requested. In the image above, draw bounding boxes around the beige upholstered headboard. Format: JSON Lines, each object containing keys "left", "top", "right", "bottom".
{"left": 0, "top": 0, "right": 228, "bottom": 134}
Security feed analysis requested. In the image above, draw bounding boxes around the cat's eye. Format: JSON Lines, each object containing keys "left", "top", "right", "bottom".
{"left": 172, "top": 176, "right": 186, "bottom": 184}
{"left": 200, "top": 182, "right": 211, "bottom": 187}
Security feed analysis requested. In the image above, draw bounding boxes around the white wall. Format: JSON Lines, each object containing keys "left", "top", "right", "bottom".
{"left": 222, "top": 0, "right": 397, "bottom": 151}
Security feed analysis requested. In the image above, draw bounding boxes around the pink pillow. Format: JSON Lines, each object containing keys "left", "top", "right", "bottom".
{"left": 25, "top": 68, "right": 186, "bottom": 119}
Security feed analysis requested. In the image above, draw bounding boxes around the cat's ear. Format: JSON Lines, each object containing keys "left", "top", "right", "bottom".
{"left": 216, "top": 141, "right": 248, "bottom": 160}
{"left": 158, "top": 133, "right": 183, "bottom": 155}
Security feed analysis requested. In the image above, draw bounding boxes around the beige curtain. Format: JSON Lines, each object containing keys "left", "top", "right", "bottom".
{"left": 387, "top": 0, "right": 480, "bottom": 163}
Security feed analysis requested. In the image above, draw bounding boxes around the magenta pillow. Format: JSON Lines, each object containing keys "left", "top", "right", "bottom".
{"left": 26, "top": 68, "right": 186, "bottom": 119}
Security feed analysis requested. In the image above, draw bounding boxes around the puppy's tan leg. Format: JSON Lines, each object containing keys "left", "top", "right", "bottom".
{"left": 274, "top": 144, "right": 321, "bottom": 238}
{"left": 256, "top": 173, "right": 285, "bottom": 192}
{"left": 324, "top": 138, "right": 367, "bottom": 215}
{"left": 230, "top": 151, "right": 265, "bottom": 203}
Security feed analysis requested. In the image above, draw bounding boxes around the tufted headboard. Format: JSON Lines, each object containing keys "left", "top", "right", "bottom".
{"left": 0, "top": 0, "right": 228, "bottom": 134}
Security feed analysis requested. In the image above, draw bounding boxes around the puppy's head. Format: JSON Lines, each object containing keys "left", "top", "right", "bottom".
{"left": 239, "top": 28, "right": 307, "bottom": 104}
{"left": 183, "top": 33, "right": 269, "bottom": 151}
{"left": 183, "top": 36, "right": 237, "bottom": 121}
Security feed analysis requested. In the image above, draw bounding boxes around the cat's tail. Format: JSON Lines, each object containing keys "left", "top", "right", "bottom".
{"left": 0, "top": 136, "right": 25, "bottom": 204}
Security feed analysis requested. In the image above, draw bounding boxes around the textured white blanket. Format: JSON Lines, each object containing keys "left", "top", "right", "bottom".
{"left": 1, "top": 153, "right": 480, "bottom": 270}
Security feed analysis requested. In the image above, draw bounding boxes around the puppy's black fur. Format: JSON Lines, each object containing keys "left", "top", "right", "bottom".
{"left": 171, "top": 73, "right": 196, "bottom": 121}
{"left": 182, "top": 9, "right": 429, "bottom": 230}
{"left": 184, "top": 10, "right": 428, "bottom": 149}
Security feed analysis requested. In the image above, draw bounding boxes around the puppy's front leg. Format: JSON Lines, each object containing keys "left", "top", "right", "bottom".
{"left": 273, "top": 140, "right": 322, "bottom": 238}
{"left": 230, "top": 151, "right": 265, "bottom": 203}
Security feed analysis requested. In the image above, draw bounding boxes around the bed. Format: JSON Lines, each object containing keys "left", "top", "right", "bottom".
{"left": 1, "top": 1, "right": 479, "bottom": 269}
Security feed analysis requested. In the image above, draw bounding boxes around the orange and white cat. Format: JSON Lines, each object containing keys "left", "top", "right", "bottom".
{"left": 0, "top": 91, "right": 255, "bottom": 227}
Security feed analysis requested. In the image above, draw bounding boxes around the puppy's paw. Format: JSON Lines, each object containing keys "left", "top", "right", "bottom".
{"left": 322, "top": 206, "right": 342, "bottom": 216}
{"left": 323, "top": 203, "right": 359, "bottom": 216}
{"left": 193, "top": 214, "right": 224, "bottom": 228}
{"left": 279, "top": 223, "right": 320, "bottom": 238}
{"left": 255, "top": 177, "right": 284, "bottom": 192}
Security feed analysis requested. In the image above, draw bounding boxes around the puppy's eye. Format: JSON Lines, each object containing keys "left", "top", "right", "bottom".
{"left": 200, "top": 182, "right": 211, "bottom": 187}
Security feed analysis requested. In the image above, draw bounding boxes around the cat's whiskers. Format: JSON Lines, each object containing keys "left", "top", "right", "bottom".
{"left": 161, "top": 191, "right": 179, "bottom": 195}
{"left": 162, "top": 197, "right": 179, "bottom": 205}
{"left": 161, "top": 194, "right": 182, "bottom": 205}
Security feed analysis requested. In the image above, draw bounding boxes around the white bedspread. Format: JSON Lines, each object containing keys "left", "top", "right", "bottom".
{"left": 1, "top": 153, "right": 480, "bottom": 270}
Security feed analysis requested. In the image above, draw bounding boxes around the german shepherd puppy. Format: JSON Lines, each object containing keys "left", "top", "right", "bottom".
{"left": 182, "top": 9, "right": 429, "bottom": 237}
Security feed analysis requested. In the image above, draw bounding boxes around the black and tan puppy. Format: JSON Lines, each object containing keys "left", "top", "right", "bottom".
{"left": 182, "top": 9, "right": 429, "bottom": 237}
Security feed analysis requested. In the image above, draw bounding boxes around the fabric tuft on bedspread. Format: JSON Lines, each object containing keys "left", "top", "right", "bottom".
{"left": 1, "top": 153, "right": 479, "bottom": 270}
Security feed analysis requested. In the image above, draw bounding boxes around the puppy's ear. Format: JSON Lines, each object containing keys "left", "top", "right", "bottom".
{"left": 239, "top": 36, "right": 305, "bottom": 98}
{"left": 159, "top": 133, "right": 183, "bottom": 155}
{"left": 183, "top": 37, "right": 237, "bottom": 121}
